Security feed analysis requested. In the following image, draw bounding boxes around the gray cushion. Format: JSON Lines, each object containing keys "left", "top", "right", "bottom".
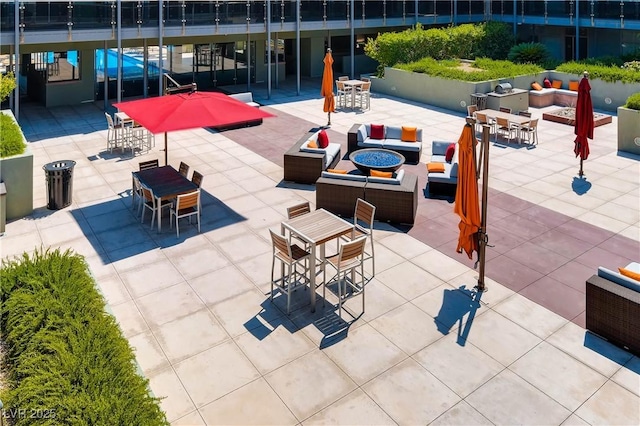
{"left": 598, "top": 266, "right": 640, "bottom": 292}
{"left": 357, "top": 125, "right": 368, "bottom": 142}
{"left": 385, "top": 126, "right": 402, "bottom": 140}
{"left": 321, "top": 171, "right": 367, "bottom": 182}
{"left": 383, "top": 140, "right": 421, "bottom": 152}
{"left": 432, "top": 141, "right": 454, "bottom": 156}
{"left": 359, "top": 139, "right": 384, "bottom": 149}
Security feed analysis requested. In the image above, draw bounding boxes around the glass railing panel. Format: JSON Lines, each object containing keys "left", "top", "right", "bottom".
{"left": 72, "top": 3, "right": 111, "bottom": 30}
{"left": 418, "top": 1, "right": 436, "bottom": 17}
{"left": 436, "top": 1, "right": 453, "bottom": 17}
{"left": 0, "top": 2, "right": 15, "bottom": 31}
{"left": 326, "top": 1, "right": 348, "bottom": 22}
{"left": 365, "top": 1, "right": 385, "bottom": 20}
{"left": 187, "top": 2, "right": 218, "bottom": 26}
{"left": 520, "top": 0, "right": 546, "bottom": 18}
{"left": 301, "top": 1, "right": 323, "bottom": 21}
{"left": 249, "top": 1, "right": 266, "bottom": 24}
{"left": 547, "top": 1, "right": 573, "bottom": 18}
{"left": 22, "top": 2, "right": 69, "bottom": 31}
{"left": 386, "top": 1, "right": 406, "bottom": 19}
{"left": 593, "top": 0, "right": 623, "bottom": 20}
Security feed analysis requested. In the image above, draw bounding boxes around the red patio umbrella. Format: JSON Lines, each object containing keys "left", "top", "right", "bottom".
{"left": 454, "top": 123, "right": 481, "bottom": 260}
{"left": 114, "top": 91, "right": 274, "bottom": 165}
{"left": 574, "top": 72, "right": 593, "bottom": 177}
{"left": 321, "top": 48, "right": 336, "bottom": 126}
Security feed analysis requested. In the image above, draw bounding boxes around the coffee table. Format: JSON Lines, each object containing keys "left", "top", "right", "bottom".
{"left": 349, "top": 148, "right": 405, "bottom": 175}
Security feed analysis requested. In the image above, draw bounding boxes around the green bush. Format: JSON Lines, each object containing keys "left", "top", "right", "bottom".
{"left": 365, "top": 22, "right": 514, "bottom": 76}
{"left": 395, "top": 57, "right": 543, "bottom": 82}
{"left": 507, "top": 42, "right": 550, "bottom": 65}
{"left": 556, "top": 60, "right": 640, "bottom": 83}
{"left": 625, "top": 92, "right": 640, "bottom": 110}
{"left": 623, "top": 61, "right": 640, "bottom": 73}
{"left": 0, "top": 249, "right": 169, "bottom": 426}
{"left": 0, "top": 72, "right": 16, "bottom": 102}
{"left": 0, "top": 113, "right": 26, "bottom": 158}
{"left": 476, "top": 21, "right": 516, "bottom": 60}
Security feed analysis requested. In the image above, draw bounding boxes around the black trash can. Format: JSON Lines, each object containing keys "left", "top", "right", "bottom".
{"left": 43, "top": 160, "right": 76, "bottom": 210}
{"left": 470, "top": 93, "right": 487, "bottom": 110}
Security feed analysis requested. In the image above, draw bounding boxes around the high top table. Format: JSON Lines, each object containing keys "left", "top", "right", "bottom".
{"left": 281, "top": 208, "right": 355, "bottom": 312}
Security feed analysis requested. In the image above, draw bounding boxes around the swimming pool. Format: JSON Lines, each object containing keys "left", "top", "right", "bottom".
{"left": 96, "top": 49, "right": 161, "bottom": 80}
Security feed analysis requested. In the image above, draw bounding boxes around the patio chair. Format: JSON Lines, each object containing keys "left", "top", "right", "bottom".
{"left": 323, "top": 236, "right": 368, "bottom": 319}
{"left": 474, "top": 112, "right": 494, "bottom": 135}
{"left": 105, "top": 112, "right": 126, "bottom": 154}
{"left": 467, "top": 104, "right": 477, "bottom": 118}
{"left": 519, "top": 118, "right": 539, "bottom": 145}
{"left": 140, "top": 184, "right": 171, "bottom": 230}
{"left": 170, "top": 189, "right": 201, "bottom": 237}
{"left": 499, "top": 106, "right": 512, "bottom": 113}
{"left": 355, "top": 81, "right": 371, "bottom": 110}
{"left": 287, "top": 201, "right": 310, "bottom": 219}
{"left": 178, "top": 161, "right": 190, "bottom": 178}
{"left": 518, "top": 110, "right": 532, "bottom": 118}
{"left": 336, "top": 80, "right": 352, "bottom": 108}
{"left": 341, "top": 198, "right": 376, "bottom": 277}
{"left": 338, "top": 76, "right": 349, "bottom": 81}
{"left": 131, "top": 174, "right": 144, "bottom": 215}
{"left": 139, "top": 159, "right": 159, "bottom": 171}
{"left": 495, "top": 117, "right": 518, "bottom": 142}
{"left": 191, "top": 170, "right": 203, "bottom": 188}
{"left": 269, "top": 229, "right": 312, "bottom": 314}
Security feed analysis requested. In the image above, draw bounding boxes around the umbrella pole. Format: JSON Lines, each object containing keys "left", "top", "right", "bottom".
{"left": 164, "top": 132, "right": 168, "bottom": 166}
{"left": 327, "top": 111, "right": 331, "bottom": 126}
{"left": 579, "top": 157, "right": 584, "bottom": 177}
{"left": 477, "top": 125, "right": 491, "bottom": 293}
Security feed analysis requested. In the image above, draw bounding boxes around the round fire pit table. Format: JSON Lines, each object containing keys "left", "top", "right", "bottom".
{"left": 349, "top": 148, "right": 405, "bottom": 175}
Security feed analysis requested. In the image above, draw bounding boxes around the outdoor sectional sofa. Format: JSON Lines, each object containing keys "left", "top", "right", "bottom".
{"left": 586, "top": 262, "right": 640, "bottom": 356}
{"left": 347, "top": 123, "right": 423, "bottom": 163}
{"left": 284, "top": 129, "right": 341, "bottom": 184}
{"left": 316, "top": 169, "right": 418, "bottom": 224}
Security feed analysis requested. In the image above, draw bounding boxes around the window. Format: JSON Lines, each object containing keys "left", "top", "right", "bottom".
{"left": 43, "top": 51, "right": 80, "bottom": 82}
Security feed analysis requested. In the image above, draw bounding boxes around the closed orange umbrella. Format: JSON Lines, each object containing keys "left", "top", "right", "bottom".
{"left": 453, "top": 124, "right": 481, "bottom": 259}
{"left": 321, "top": 48, "right": 335, "bottom": 125}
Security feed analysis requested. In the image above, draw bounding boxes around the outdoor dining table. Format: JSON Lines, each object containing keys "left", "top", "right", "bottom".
{"left": 342, "top": 79, "right": 365, "bottom": 109}
{"left": 133, "top": 165, "right": 198, "bottom": 232}
{"left": 281, "top": 208, "right": 355, "bottom": 312}
{"left": 476, "top": 108, "right": 533, "bottom": 142}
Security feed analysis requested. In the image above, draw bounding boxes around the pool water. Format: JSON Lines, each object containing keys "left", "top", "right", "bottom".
{"left": 96, "top": 49, "right": 161, "bottom": 80}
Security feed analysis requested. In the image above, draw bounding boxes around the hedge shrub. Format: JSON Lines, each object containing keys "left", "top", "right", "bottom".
{"left": 0, "top": 112, "right": 27, "bottom": 158}
{"left": 364, "top": 22, "right": 514, "bottom": 76}
{"left": 0, "top": 249, "right": 169, "bottom": 426}
{"left": 395, "top": 57, "right": 544, "bottom": 82}
{"left": 625, "top": 92, "right": 640, "bottom": 110}
{"left": 556, "top": 60, "right": 640, "bottom": 83}
{"left": 507, "top": 42, "right": 550, "bottom": 66}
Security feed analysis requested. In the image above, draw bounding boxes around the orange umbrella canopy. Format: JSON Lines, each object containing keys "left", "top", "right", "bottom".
{"left": 453, "top": 124, "right": 481, "bottom": 259}
{"left": 321, "top": 50, "right": 335, "bottom": 113}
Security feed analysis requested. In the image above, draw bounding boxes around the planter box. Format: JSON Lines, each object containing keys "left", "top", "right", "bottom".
{"left": 617, "top": 106, "right": 640, "bottom": 156}
{"left": 0, "top": 110, "right": 33, "bottom": 220}
{"left": 371, "top": 68, "right": 640, "bottom": 113}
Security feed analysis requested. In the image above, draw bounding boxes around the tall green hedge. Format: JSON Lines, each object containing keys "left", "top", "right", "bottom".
{"left": 0, "top": 113, "right": 27, "bottom": 158}
{"left": 0, "top": 249, "right": 168, "bottom": 426}
{"left": 364, "top": 22, "right": 514, "bottom": 75}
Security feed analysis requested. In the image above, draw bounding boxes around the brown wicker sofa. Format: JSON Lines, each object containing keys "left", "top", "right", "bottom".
{"left": 284, "top": 130, "right": 341, "bottom": 184}
{"left": 586, "top": 264, "right": 640, "bottom": 356}
{"left": 315, "top": 170, "right": 418, "bottom": 224}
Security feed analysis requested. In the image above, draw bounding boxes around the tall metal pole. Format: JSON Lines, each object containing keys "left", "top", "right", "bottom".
{"left": 266, "top": 0, "right": 271, "bottom": 99}
{"left": 477, "top": 124, "right": 491, "bottom": 292}
{"left": 350, "top": 0, "right": 354, "bottom": 78}
{"left": 117, "top": 0, "right": 122, "bottom": 103}
{"left": 296, "top": 0, "right": 300, "bottom": 95}
{"left": 159, "top": 0, "right": 164, "bottom": 96}
{"left": 13, "top": 0, "right": 19, "bottom": 121}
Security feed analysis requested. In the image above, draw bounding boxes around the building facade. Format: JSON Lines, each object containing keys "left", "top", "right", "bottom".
{"left": 0, "top": 1, "right": 639, "bottom": 119}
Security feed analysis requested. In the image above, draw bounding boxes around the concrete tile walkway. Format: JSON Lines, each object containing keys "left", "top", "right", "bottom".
{"left": 2, "top": 79, "right": 639, "bottom": 425}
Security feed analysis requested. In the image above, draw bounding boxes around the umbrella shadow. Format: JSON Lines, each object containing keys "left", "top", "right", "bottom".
{"left": 434, "top": 284, "right": 483, "bottom": 346}
{"left": 572, "top": 176, "right": 592, "bottom": 195}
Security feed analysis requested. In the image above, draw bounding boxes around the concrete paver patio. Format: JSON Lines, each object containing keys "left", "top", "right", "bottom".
{"left": 2, "top": 79, "right": 639, "bottom": 425}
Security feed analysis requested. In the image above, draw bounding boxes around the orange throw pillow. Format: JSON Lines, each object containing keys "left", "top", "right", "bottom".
{"left": 551, "top": 80, "right": 562, "bottom": 89}
{"left": 401, "top": 126, "right": 418, "bottom": 142}
{"left": 569, "top": 80, "right": 579, "bottom": 91}
{"left": 327, "top": 169, "right": 347, "bottom": 174}
{"left": 370, "top": 170, "right": 393, "bottom": 178}
{"left": 531, "top": 82, "right": 543, "bottom": 91}
{"left": 619, "top": 267, "right": 640, "bottom": 281}
{"left": 307, "top": 140, "right": 318, "bottom": 148}
{"left": 426, "top": 162, "right": 445, "bottom": 173}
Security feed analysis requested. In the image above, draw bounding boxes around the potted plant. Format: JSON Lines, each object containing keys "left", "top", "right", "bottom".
{"left": 617, "top": 92, "right": 640, "bottom": 155}
{"left": 0, "top": 72, "right": 33, "bottom": 220}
